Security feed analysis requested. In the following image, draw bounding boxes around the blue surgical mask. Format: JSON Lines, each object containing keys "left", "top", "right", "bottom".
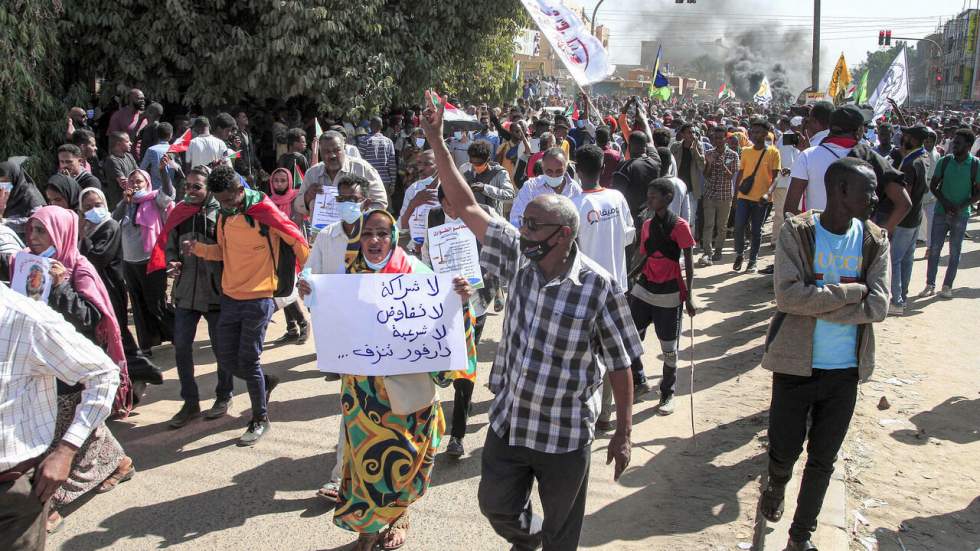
{"left": 364, "top": 250, "right": 393, "bottom": 271}
{"left": 338, "top": 201, "right": 362, "bottom": 225}
{"left": 132, "top": 189, "right": 149, "bottom": 200}
{"left": 84, "top": 207, "right": 109, "bottom": 224}
{"left": 576, "top": 119, "right": 586, "bottom": 129}
{"left": 0, "top": 181, "right": 12, "bottom": 193}
{"left": 544, "top": 174, "right": 564, "bottom": 188}
{"left": 415, "top": 138, "right": 426, "bottom": 148}
{"left": 38, "top": 246, "right": 57, "bottom": 258}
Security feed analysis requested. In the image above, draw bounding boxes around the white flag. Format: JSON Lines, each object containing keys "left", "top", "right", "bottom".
{"left": 753, "top": 76, "right": 773, "bottom": 104}
{"left": 869, "top": 46, "right": 909, "bottom": 120}
{"left": 519, "top": 0, "right": 616, "bottom": 86}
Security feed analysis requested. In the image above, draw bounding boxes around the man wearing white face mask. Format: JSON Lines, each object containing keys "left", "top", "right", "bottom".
{"left": 509, "top": 148, "right": 582, "bottom": 228}
{"left": 297, "top": 174, "right": 370, "bottom": 504}
{"left": 448, "top": 130, "right": 471, "bottom": 168}
{"left": 398, "top": 151, "right": 441, "bottom": 253}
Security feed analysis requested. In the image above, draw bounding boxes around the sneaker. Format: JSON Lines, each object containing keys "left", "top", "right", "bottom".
{"left": 698, "top": 255, "right": 713, "bottom": 267}
{"left": 940, "top": 285, "right": 954, "bottom": 299}
{"left": 711, "top": 252, "right": 723, "bottom": 262}
{"left": 746, "top": 260, "right": 757, "bottom": 273}
{"left": 264, "top": 373, "right": 280, "bottom": 403}
{"left": 168, "top": 402, "right": 201, "bottom": 429}
{"left": 633, "top": 381, "right": 653, "bottom": 403}
{"left": 446, "top": 437, "right": 465, "bottom": 457}
{"left": 203, "top": 398, "right": 232, "bottom": 420}
{"left": 238, "top": 417, "right": 271, "bottom": 447}
{"left": 888, "top": 303, "right": 905, "bottom": 316}
{"left": 759, "top": 265, "right": 774, "bottom": 275}
{"left": 732, "top": 256, "right": 743, "bottom": 271}
{"left": 595, "top": 419, "right": 616, "bottom": 433}
{"left": 296, "top": 323, "right": 310, "bottom": 345}
{"left": 919, "top": 285, "right": 935, "bottom": 298}
{"left": 323, "top": 372, "right": 341, "bottom": 382}
{"left": 657, "top": 395, "right": 675, "bottom": 415}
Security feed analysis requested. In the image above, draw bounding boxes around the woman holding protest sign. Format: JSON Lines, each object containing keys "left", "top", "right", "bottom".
{"left": 328, "top": 208, "right": 477, "bottom": 551}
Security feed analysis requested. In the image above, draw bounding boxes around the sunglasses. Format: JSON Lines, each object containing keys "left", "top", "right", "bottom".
{"left": 519, "top": 217, "right": 563, "bottom": 233}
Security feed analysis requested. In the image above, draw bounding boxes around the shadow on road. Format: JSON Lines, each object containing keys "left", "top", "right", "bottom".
{"left": 872, "top": 496, "right": 980, "bottom": 551}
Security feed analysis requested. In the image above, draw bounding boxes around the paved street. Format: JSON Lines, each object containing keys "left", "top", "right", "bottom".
{"left": 49, "top": 218, "right": 980, "bottom": 551}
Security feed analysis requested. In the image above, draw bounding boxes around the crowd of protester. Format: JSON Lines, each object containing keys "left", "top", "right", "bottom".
{"left": 1, "top": 84, "right": 978, "bottom": 551}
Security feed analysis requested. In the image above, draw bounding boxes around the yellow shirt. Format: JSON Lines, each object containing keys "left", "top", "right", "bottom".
{"left": 194, "top": 213, "right": 310, "bottom": 301}
{"left": 737, "top": 146, "right": 781, "bottom": 202}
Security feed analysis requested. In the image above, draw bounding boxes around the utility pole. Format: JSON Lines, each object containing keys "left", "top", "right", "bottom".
{"left": 812, "top": 0, "right": 821, "bottom": 93}
{"left": 591, "top": 0, "right": 606, "bottom": 36}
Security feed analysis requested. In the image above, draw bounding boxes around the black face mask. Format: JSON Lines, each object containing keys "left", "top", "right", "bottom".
{"left": 519, "top": 226, "right": 562, "bottom": 262}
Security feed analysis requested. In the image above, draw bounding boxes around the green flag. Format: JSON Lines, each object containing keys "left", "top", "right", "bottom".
{"left": 652, "top": 85, "right": 671, "bottom": 101}
{"left": 855, "top": 70, "right": 870, "bottom": 105}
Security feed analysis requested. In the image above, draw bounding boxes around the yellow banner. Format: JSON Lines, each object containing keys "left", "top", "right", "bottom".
{"left": 968, "top": 13, "right": 978, "bottom": 54}
{"left": 827, "top": 53, "right": 852, "bottom": 103}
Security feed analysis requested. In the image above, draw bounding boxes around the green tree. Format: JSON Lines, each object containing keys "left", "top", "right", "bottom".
{"left": 0, "top": 1, "right": 66, "bottom": 175}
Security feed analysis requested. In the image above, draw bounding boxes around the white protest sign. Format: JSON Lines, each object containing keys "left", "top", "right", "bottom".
{"left": 519, "top": 0, "right": 616, "bottom": 86}
{"left": 11, "top": 252, "right": 53, "bottom": 302}
{"left": 311, "top": 187, "right": 339, "bottom": 231}
{"left": 409, "top": 205, "right": 434, "bottom": 246}
{"left": 427, "top": 221, "right": 484, "bottom": 289}
{"left": 308, "top": 273, "right": 467, "bottom": 376}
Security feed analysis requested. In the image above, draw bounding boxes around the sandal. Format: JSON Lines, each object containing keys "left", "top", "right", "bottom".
{"left": 760, "top": 481, "right": 786, "bottom": 523}
{"left": 96, "top": 456, "right": 136, "bottom": 494}
{"left": 350, "top": 532, "right": 379, "bottom": 551}
{"left": 316, "top": 480, "right": 340, "bottom": 503}
{"left": 380, "top": 512, "right": 410, "bottom": 550}
{"left": 46, "top": 511, "right": 64, "bottom": 534}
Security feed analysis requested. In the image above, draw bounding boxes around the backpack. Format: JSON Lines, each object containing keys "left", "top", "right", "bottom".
{"left": 934, "top": 155, "right": 979, "bottom": 193}
{"left": 259, "top": 223, "right": 296, "bottom": 298}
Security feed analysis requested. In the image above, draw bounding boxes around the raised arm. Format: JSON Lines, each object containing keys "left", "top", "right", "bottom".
{"left": 420, "top": 91, "right": 492, "bottom": 243}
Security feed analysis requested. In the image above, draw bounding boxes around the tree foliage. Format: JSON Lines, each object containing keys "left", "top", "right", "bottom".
{"left": 0, "top": 1, "right": 66, "bottom": 172}
{"left": 851, "top": 42, "right": 931, "bottom": 103}
{"left": 60, "top": 0, "right": 525, "bottom": 116}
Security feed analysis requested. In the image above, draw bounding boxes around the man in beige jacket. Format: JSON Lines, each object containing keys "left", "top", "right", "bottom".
{"left": 758, "top": 157, "right": 891, "bottom": 551}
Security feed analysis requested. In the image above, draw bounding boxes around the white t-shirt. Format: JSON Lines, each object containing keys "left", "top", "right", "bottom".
{"left": 790, "top": 142, "right": 852, "bottom": 212}
{"left": 186, "top": 135, "right": 229, "bottom": 168}
{"left": 572, "top": 188, "right": 635, "bottom": 290}
{"left": 776, "top": 134, "right": 801, "bottom": 189}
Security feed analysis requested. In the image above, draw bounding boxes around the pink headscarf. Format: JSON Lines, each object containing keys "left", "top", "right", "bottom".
{"left": 268, "top": 168, "right": 297, "bottom": 219}
{"left": 25, "top": 206, "right": 133, "bottom": 417}
{"left": 128, "top": 169, "right": 173, "bottom": 254}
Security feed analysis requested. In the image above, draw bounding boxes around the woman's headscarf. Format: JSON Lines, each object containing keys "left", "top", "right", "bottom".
{"left": 25, "top": 206, "right": 132, "bottom": 416}
{"left": 127, "top": 168, "right": 173, "bottom": 254}
{"left": 347, "top": 209, "right": 412, "bottom": 274}
{"left": 46, "top": 173, "right": 82, "bottom": 211}
{"left": 0, "top": 161, "right": 45, "bottom": 218}
{"left": 268, "top": 167, "right": 297, "bottom": 219}
{"left": 79, "top": 187, "right": 112, "bottom": 234}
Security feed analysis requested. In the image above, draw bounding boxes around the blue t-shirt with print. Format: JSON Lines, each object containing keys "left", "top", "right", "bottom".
{"left": 812, "top": 215, "right": 863, "bottom": 370}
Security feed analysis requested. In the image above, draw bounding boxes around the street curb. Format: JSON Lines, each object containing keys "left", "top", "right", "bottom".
{"left": 753, "top": 455, "right": 849, "bottom": 550}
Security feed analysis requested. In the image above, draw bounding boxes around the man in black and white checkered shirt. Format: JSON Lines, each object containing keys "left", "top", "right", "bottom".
{"left": 421, "top": 92, "right": 642, "bottom": 551}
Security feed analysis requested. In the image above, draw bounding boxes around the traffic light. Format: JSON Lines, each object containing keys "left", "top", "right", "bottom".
{"left": 886, "top": 30, "right": 892, "bottom": 45}
{"left": 879, "top": 31, "right": 885, "bottom": 45}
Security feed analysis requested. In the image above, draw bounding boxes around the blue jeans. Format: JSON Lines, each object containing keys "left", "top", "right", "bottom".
{"left": 889, "top": 226, "right": 918, "bottom": 306}
{"left": 174, "top": 307, "right": 234, "bottom": 404}
{"left": 734, "top": 198, "right": 766, "bottom": 261}
{"left": 214, "top": 296, "right": 275, "bottom": 419}
{"left": 926, "top": 212, "right": 968, "bottom": 288}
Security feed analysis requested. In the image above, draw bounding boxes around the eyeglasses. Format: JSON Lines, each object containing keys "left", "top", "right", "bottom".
{"left": 518, "top": 217, "right": 563, "bottom": 232}
{"left": 361, "top": 230, "right": 391, "bottom": 240}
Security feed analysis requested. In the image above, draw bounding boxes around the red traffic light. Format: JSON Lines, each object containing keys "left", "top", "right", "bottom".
{"left": 885, "top": 30, "right": 892, "bottom": 45}
{"left": 879, "top": 31, "right": 885, "bottom": 45}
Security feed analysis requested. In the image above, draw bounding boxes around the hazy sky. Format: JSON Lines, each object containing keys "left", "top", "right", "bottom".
{"left": 576, "top": 0, "right": 974, "bottom": 81}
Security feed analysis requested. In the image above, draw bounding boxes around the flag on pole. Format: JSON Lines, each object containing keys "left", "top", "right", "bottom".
{"left": 310, "top": 117, "right": 323, "bottom": 166}
{"left": 753, "top": 76, "right": 773, "bottom": 105}
{"left": 519, "top": 0, "right": 616, "bottom": 86}
{"left": 429, "top": 92, "right": 482, "bottom": 130}
{"left": 869, "top": 46, "right": 909, "bottom": 120}
{"left": 827, "top": 53, "right": 853, "bottom": 105}
{"left": 651, "top": 84, "right": 671, "bottom": 102}
{"left": 855, "top": 69, "right": 870, "bottom": 105}
{"left": 653, "top": 44, "right": 663, "bottom": 79}
{"left": 564, "top": 102, "right": 580, "bottom": 121}
{"left": 167, "top": 129, "right": 192, "bottom": 153}
{"left": 717, "top": 83, "right": 736, "bottom": 100}
{"left": 292, "top": 162, "right": 305, "bottom": 190}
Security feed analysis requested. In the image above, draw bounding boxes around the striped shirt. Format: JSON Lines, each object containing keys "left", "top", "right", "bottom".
{"left": 481, "top": 219, "right": 643, "bottom": 453}
{"left": 0, "top": 283, "right": 119, "bottom": 471}
{"left": 357, "top": 132, "right": 397, "bottom": 190}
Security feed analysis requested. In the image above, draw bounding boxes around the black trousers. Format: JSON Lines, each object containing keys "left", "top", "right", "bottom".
{"left": 450, "top": 314, "right": 486, "bottom": 440}
{"left": 123, "top": 260, "right": 174, "bottom": 350}
{"left": 282, "top": 302, "right": 306, "bottom": 332}
{"left": 478, "top": 429, "right": 590, "bottom": 551}
{"left": 628, "top": 296, "right": 683, "bottom": 396}
{"left": 767, "top": 368, "right": 859, "bottom": 543}
{"left": 0, "top": 470, "right": 47, "bottom": 551}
